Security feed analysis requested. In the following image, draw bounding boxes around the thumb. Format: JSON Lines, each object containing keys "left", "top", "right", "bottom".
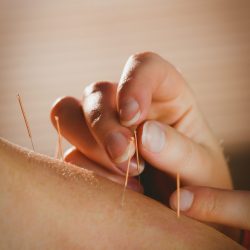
{"left": 137, "top": 120, "right": 231, "bottom": 188}
{"left": 169, "top": 186, "right": 250, "bottom": 230}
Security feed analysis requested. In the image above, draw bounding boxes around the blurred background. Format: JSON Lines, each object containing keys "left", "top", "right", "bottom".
{"left": 0, "top": 0, "right": 249, "bottom": 189}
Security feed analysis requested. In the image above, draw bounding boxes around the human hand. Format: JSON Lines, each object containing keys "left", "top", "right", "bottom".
{"left": 50, "top": 52, "right": 232, "bottom": 197}
{"left": 170, "top": 187, "right": 250, "bottom": 231}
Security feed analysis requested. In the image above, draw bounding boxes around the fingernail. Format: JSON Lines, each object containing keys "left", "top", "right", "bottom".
{"left": 120, "top": 97, "right": 141, "bottom": 126}
{"left": 105, "top": 131, "right": 135, "bottom": 164}
{"left": 179, "top": 189, "right": 194, "bottom": 211}
{"left": 142, "top": 121, "right": 165, "bottom": 153}
{"left": 117, "top": 155, "right": 145, "bottom": 176}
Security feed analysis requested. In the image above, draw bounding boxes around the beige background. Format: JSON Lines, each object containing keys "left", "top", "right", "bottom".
{"left": 0, "top": 0, "right": 249, "bottom": 188}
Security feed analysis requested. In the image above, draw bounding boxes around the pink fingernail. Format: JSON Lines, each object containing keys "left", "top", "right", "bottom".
{"left": 179, "top": 189, "right": 194, "bottom": 211}
{"left": 142, "top": 121, "right": 165, "bottom": 153}
{"left": 120, "top": 97, "right": 141, "bottom": 126}
{"left": 105, "top": 131, "right": 135, "bottom": 164}
{"left": 117, "top": 155, "right": 145, "bottom": 176}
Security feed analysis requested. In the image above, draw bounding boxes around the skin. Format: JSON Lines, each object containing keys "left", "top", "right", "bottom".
{"left": 0, "top": 137, "right": 243, "bottom": 249}
{"left": 50, "top": 52, "right": 248, "bottom": 241}
{"left": 50, "top": 52, "right": 232, "bottom": 197}
{"left": 170, "top": 187, "right": 250, "bottom": 231}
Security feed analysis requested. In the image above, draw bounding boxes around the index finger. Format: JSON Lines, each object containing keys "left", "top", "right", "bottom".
{"left": 117, "top": 51, "right": 193, "bottom": 127}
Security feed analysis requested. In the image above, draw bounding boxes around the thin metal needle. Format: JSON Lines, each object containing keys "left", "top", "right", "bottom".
{"left": 121, "top": 138, "right": 134, "bottom": 206}
{"left": 133, "top": 130, "right": 140, "bottom": 174}
{"left": 17, "top": 94, "right": 35, "bottom": 151}
{"left": 54, "top": 116, "right": 64, "bottom": 161}
{"left": 177, "top": 172, "right": 180, "bottom": 218}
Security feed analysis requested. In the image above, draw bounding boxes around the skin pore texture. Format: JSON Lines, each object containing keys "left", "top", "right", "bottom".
{"left": 0, "top": 137, "right": 243, "bottom": 249}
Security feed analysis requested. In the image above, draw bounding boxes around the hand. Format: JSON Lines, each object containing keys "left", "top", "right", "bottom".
{"left": 170, "top": 187, "right": 250, "bottom": 231}
{"left": 51, "top": 52, "right": 232, "bottom": 193}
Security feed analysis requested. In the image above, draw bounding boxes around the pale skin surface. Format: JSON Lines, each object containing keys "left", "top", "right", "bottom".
{"left": 0, "top": 137, "right": 243, "bottom": 250}
{"left": 50, "top": 52, "right": 249, "bottom": 241}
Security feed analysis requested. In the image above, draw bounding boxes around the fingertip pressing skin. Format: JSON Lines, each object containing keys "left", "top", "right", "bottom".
{"left": 169, "top": 187, "right": 244, "bottom": 242}
{"left": 169, "top": 188, "right": 194, "bottom": 212}
{"left": 170, "top": 187, "right": 250, "bottom": 231}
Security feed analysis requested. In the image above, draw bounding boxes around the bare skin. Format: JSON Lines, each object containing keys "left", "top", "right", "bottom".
{"left": 0, "top": 137, "right": 243, "bottom": 249}
{"left": 49, "top": 52, "right": 242, "bottom": 240}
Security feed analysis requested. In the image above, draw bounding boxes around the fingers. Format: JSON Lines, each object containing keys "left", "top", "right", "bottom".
{"left": 170, "top": 187, "right": 250, "bottom": 230}
{"left": 117, "top": 52, "right": 191, "bottom": 125}
{"left": 137, "top": 120, "right": 232, "bottom": 188}
{"left": 117, "top": 52, "right": 216, "bottom": 148}
{"left": 82, "top": 81, "right": 144, "bottom": 175}
{"left": 64, "top": 147, "right": 143, "bottom": 193}
{"left": 51, "top": 95, "right": 144, "bottom": 176}
{"left": 50, "top": 96, "right": 119, "bottom": 174}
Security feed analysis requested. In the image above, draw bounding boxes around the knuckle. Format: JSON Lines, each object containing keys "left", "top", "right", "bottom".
{"left": 87, "top": 107, "right": 103, "bottom": 129}
{"left": 82, "top": 81, "right": 116, "bottom": 129}
{"left": 83, "top": 81, "right": 113, "bottom": 97}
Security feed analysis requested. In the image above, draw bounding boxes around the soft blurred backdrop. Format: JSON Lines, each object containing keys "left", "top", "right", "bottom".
{"left": 0, "top": 0, "right": 249, "bottom": 189}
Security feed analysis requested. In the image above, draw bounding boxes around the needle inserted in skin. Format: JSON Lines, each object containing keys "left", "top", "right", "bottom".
{"left": 177, "top": 172, "right": 180, "bottom": 218}
{"left": 54, "top": 116, "right": 64, "bottom": 161}
{"left": 17, "top": 94, "right": 35, "bottom": 151}
{"left": 54, "top": 139, "right": 60, "bottom": 159}
{"left": 121, "top": 138, "right": 134, "bottom": 206}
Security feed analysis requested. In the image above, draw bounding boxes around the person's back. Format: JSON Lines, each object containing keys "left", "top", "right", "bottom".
{"left": 0, "top": 137, "right": 242, "bottom": 249}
